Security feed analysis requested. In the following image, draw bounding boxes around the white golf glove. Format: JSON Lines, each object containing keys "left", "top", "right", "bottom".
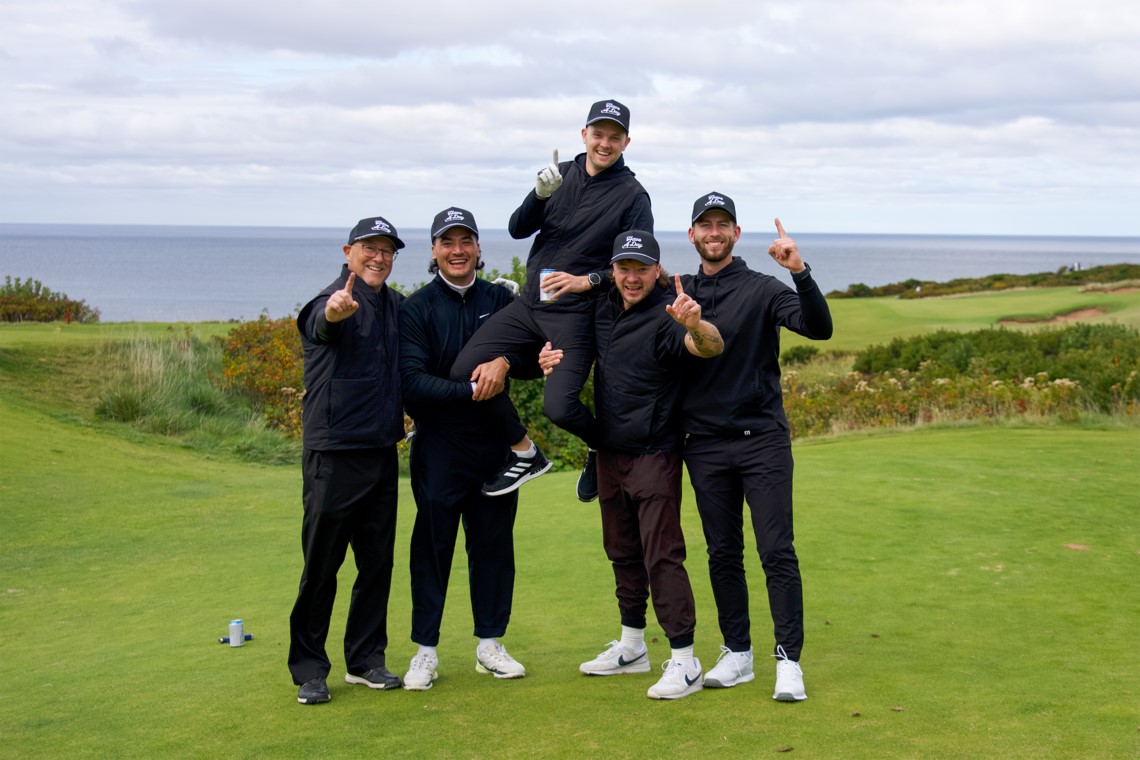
{"left": 491, "top": 277, "right": 520, "bottom": 296}
{"left": 535, "top": 149, "right": 562, "bottom": 198}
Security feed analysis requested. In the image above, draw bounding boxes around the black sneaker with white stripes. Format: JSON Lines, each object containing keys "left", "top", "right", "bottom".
{"left": 481, "top": 447, "right": 553, "bottom": 497}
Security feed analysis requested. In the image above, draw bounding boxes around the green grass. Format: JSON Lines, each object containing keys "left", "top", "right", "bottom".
{"left": 2, "top": 299, "right": 1139, "bottom": 758}
{"left": 785, "top": 285, "right": 1140, "bottom": 352}
{"left": 2, "top": 391, "right": 1138, "bottom": 757}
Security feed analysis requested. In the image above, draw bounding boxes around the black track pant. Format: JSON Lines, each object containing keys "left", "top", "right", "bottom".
{"left": 450, "top": 299, "right": 598, "bottom": 448}
{"left": 288, "top": 446, "right": 398, "bottom": 684}
{"left": 408, "top": 430, "right": 518, "bottom": 646}
{"left": 683, "top": 434, "right": 804, "bottom": 661}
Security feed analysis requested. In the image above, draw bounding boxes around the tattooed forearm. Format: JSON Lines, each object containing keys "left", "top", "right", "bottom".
{"left": 688, "top": 324, "right": 724, "bottom": 357}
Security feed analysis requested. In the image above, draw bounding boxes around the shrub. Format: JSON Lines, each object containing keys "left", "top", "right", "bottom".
{"left": 782, "top": 324, "right": 1140, "bottom": 437}
{"left": 782, "top": 344, "right": 820, "bottom": 365}
{"left": 217, "top": 313, "right": 305, "bottom": 437}
{"left": 0, "top": 276, "right": 100, "bottom": 323}
{"left": 826, "top": 263, "right": 1140, "bottom": 299}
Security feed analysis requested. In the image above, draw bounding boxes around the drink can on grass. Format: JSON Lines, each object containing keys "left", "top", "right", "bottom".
{"left": 229, "top": 619, "right": 244, "bottom": 647}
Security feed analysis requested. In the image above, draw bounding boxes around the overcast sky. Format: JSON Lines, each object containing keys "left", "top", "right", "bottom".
{"left": 2, "top": 0, "right": 1138, "bottom": 235}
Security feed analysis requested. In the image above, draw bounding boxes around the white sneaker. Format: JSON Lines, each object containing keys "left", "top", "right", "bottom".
{"left": 579, "top": 641, "right": 650, "bottom": 676}
{"left": 403, "top": 651, "right": 438, "bottom": 691}
{"left": 704, "top": 645, "right": 755, "bottom": 688}
{"left": 475, "top": 642, "right": 526, "bottom": 679}
{"left": 772, "top": 646, "right": 807, "bottom": 701}
{"left": 647, "top": 658, "right": 703, "bottom": 700}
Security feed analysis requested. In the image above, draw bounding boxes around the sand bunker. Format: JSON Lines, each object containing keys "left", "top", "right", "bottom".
{"left": 998, "top": 308, "right": 1106, "bottom": 325}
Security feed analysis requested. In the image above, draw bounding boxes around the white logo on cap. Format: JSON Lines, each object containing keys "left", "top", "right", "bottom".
{"left": 445, "top": 210, "right": 464, "bottom": 223}
{"left": 705, "top": 194, "right": 726, "bottom": 208}
{"left": 371, "top": 219, "right": 392, "bottom": 233}
{"left": 601, "top": 102, "right": 622, "bottom": 118}
{"left": 622, "top": 235, "right": 644, "bottom": 250}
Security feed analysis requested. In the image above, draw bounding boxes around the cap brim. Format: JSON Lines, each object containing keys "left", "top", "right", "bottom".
{"left": 432, "top": 223, "right": 479, "bottom": 239}
{"left": 610, "top": 253, "right": 658, "bottom": 265}
{"left": 692, "top": 209, "right": 737, "bottom": 224}
{"left": 585, "top": 117, "right": 629, "bottom": 131}
{"left": 353, "top": 232, "right": 406, "bottom": 250}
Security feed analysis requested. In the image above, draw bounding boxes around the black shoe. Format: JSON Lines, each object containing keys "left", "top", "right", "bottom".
{"left": 481, "top": 447, "right": 553, "bottom": 497}
{"left": 345, "top": 666, "right": 401, "bottom": 690}
{"left": 576, "top": 449, "right": 598, "bottom": 502}
{"left": 297, "top": 677, "right": 330, "bottom": 705}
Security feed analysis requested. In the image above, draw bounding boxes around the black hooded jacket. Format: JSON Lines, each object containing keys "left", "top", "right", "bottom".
{"left": 509, "top": 153, "right": 652, "bottom": 311}
{"left": 681, "top": 258, "right": 832, "bottom": 437}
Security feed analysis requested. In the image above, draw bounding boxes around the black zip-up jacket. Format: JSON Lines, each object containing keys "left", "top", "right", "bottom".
{"left": 509, "top": 153, "right": 652, "bottom": 310}
{"left": 297, "top": 265, "right": 404, "bottom": 450}
{"left": 398, "top": 276, "right": 540, "bottom": 437}
{"left": 594, "top": 284, "right": 690, "bottom": 453}
{"left": 681, "top": 258, "right": 833, "bottom": 437}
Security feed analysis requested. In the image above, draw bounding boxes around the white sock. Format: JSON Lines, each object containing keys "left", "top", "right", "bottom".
{"left": 417, "top": 644, "right": 437, "bottom": 658}
{"left": 477, "top": 637, "right": 498, "bottom": 652}
{"left": 620, "top": 626, "right": 645, "bottom": 651}
{"left": 514, "top": 442, "right": 536, "bottom": 458}
{"left": 671, "top": 645, "right": 695, "bottom": 667}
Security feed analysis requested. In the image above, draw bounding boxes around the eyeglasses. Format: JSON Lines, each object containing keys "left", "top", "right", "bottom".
{"left": 359, "top": 243, "right": 398, "bottom": 259}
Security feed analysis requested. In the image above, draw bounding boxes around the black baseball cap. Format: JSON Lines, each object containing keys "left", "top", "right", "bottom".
{"left": 609, "top": 230, "right": 660, "bottom": 265}
{"left": 347, "top": 216, "right": 406, "bottom": 249}
{"left": 431, "top": 207, "right": 479, "bottom": 239}
{"left": 691, "top": 192, "right": 738, "bottom": 224}
{"left": 585, "top": 99, "right": 630, "bottom": 132}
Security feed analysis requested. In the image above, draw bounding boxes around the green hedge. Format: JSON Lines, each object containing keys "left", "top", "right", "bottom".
{"left": 1, "top": 276, "right": 100, "bottom": 323}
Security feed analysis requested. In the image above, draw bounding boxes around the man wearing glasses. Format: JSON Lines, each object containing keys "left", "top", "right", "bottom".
{"left": 288, "top": 216, "right": 407, "bottom": 705}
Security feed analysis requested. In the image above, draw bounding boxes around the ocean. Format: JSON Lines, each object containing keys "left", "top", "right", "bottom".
{"left": 2, "top": 223, "right": 1138, "bottom": 322}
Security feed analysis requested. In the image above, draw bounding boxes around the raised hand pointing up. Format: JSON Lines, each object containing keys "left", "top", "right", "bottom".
{"left": 665, "top": 273, "right": 702, "bottom": 330}
{"left": 325, "top": 271, "right": 359, "bottom": 323}
{"left": 768, "top": 217, "right": 804, "bottom": 273}
{"left": 535, "top": 149, "right": 563, "bottom": 198}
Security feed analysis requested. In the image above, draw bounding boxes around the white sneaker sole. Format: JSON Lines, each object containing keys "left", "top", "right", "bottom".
{"left": 705, "top": 671, "right": 755, "bottom": 688}
{"left": 773, "top": 690, "right": 808, "bottom": 701}
{"left": 475, "top": 662, "right": 526, "bottom": 679}
{"left": 402, "top": 673, "right": 437, "bottom": 691}
{"left": 343, "top": 673, "right": 400, "bottom": 690}
{"left": 482, "top": 460, "right": 553, "bottom": 497}
{"left": 580, "top": 660, "right": 652, "bottom": 676}
{"left": 647, "top": 679, "right": 703, "bottom": 700}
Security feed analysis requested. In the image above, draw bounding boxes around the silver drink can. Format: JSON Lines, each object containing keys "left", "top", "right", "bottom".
{"left": 229, "top": 619, "right": 244, "bottom": 647}
{"left": 540, "top": 269, "right": 556, "bottom": 302}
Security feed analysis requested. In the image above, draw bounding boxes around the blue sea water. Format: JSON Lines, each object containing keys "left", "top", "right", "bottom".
{"left": 1, "top": 223, "right": 1138, "bottom": 322}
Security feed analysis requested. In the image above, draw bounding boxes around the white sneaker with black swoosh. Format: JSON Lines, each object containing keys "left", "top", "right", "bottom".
{"left": 647, "top": 657, "right": 703, "bottom": 700}
{"left": 579, "top": 640, "right": 650, "bottom": 675}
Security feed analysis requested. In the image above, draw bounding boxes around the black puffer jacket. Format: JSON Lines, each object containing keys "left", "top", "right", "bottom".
{"left": 593, "top": 285, "right": 690, "bottom": 453}
{"left": 297, "top": 265, "right": 404, "bottom": 450}
{"left": 398, "top": 276, "right": 538, "bottom": 434}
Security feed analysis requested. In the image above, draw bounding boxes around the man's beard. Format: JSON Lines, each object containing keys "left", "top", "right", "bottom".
{"left": 696, "top": 234, "right": 735, "bottom": 264}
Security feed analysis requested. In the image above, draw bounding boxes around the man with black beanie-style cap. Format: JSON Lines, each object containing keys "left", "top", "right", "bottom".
{"left": 448, "top": 99, "right": 653, "bottom": 505}
{"left": 289, "top": 215, "right": 407, "bottom": 705}
{"left": 539, "top": 230, "right": 723, "bottom": 700}
{"left": 398, "top": 207, "right": 548, "bottom": 691}
{"left": 679, "top": 192, "right": 833, "bottom": 702}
